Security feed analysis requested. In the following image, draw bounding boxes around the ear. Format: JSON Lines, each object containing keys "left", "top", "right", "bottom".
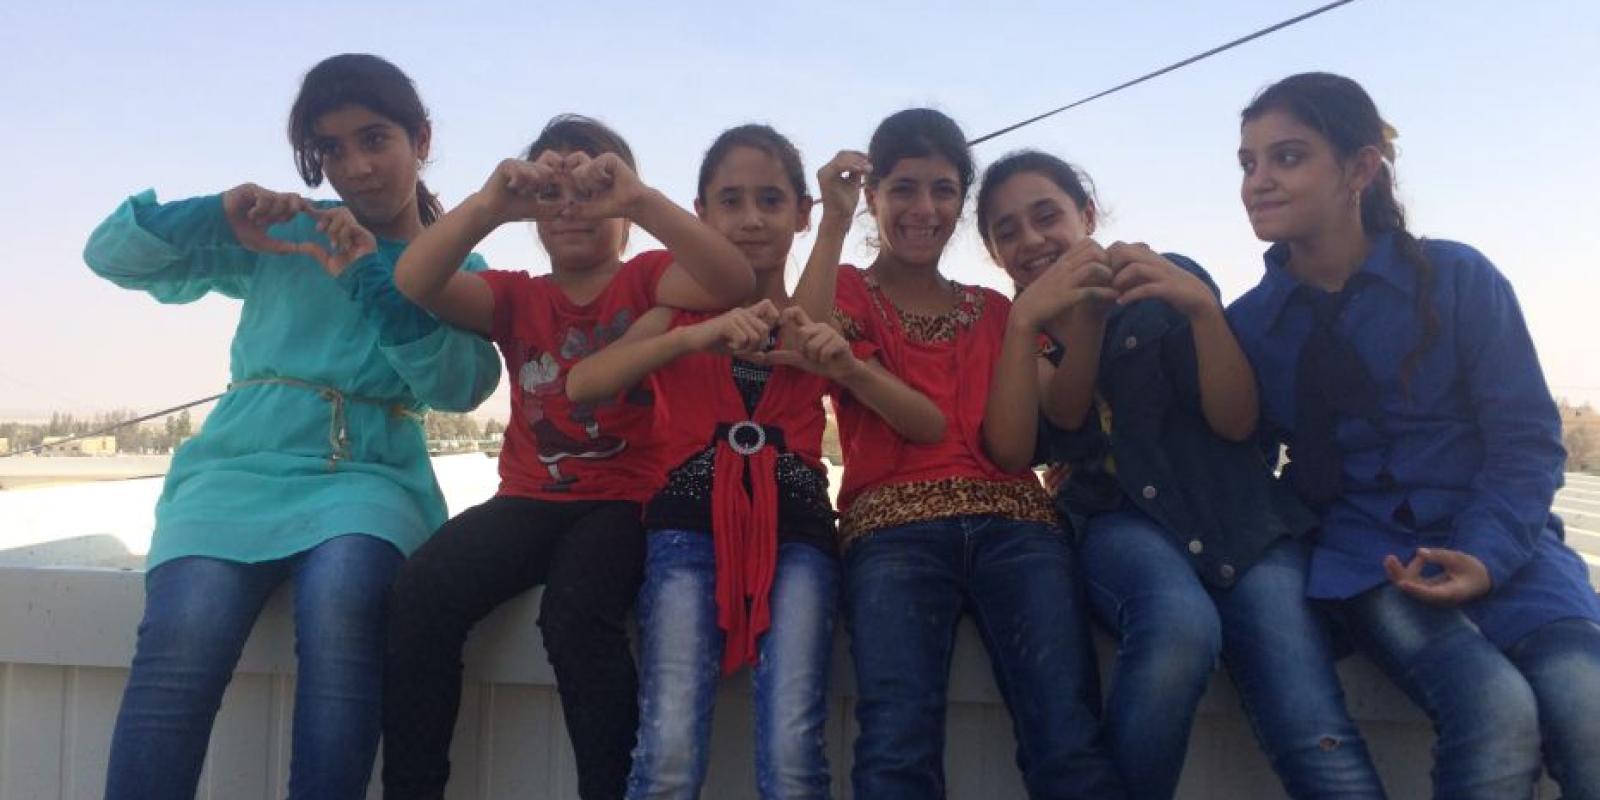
{"left": 693, "top": 197, "right": 707, "bottom": 221}
{"left": 413, "top": 122, "right": 432, "bottom": 163}
{"left": 1347, "top": 145, "right": 1383, "bottom": 195}
{"left": 864, "top": 184, "right": 879, "bottom": 218}
{"left": 1082, "top": 200, "right": 1098, "bottom": 236}
{"left": 794, "top": 196, "right": 814, "bottom": 234}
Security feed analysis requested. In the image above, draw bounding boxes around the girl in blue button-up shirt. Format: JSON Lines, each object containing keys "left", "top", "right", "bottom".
{"left": 1229, "top": 72, "right": 1600, "bottom": 799}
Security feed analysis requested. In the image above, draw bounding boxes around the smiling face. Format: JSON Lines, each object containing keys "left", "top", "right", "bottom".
{"left": 695, "top": 145, "right": 809, "bottom": 274}
{"left": 311, "top": 104, "right": 427, "bottom": 236}
{"left": 980, "top": 170, "right": 1096, "bottom": 290}
{"left": 1238, "top": 108, "right": 1367, "bottom": 245}
{"left": 865, "top": 155, "right": 963, "bottom": 268}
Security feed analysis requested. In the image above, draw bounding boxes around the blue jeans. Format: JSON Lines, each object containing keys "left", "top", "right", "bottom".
{"left": 844, "top": 516, "right": 1122, "bottom": 799}
{"left": 1331, "top": 583, "right": 1544, "bottom": 799}
{"left": 1504, "top": 617, "right": 1600, "bottom": 799}
{"left": 1082, "top": 511, "right": 1383, "bottom": 799}
{"left": 627, "top": 530, "right": 839, "bottom": 799}
{"left": 105, "top": 534, "right": 403, "bottom": 800}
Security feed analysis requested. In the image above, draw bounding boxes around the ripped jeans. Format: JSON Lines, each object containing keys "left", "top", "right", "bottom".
{"left": 1082, "top": 511, "right": 1384, "bottom": 799}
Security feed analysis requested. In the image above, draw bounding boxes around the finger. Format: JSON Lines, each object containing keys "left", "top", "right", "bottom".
{"left": 1080, "top": 287, "right": 1120, "bottom": 306}
{"left": 294, "top": 241, "right": 332, "bottom": 270}
{"left": 1111, "top": 262, "right": 1161, "bottom": 292}
{"left": 778, "top": 305, "right": 813, "bottom": 329}
{"left": 1415, "top": 547, "right": 1474, "bottom": 574}
{"left": 1393, "top": 578, "right": 1469, "bottom": 607}
{"left": 1383, "top": 554, "right": 1407, "bottom": 584}
{"left": 749, "top": 299, "right": 781, "bottom": 325}
{"left": 760, "top": 350, "right": 807, "bottom": 370}
{"left": 817, "top": 336, "right": 850, "bottom": 364}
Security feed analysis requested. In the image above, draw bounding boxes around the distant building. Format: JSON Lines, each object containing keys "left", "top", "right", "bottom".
{"left": 0, "top": 437, "right": 9, "bottom": 454}
{"left": 40, "top": 436, "right": 118, "bottom": 457}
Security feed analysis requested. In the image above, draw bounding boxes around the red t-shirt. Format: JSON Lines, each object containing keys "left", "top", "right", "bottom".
{"left": 831, "top": 265, "right": 1032, "bottom": 511}
{"left": 479, "top": 251, "right": 674, "bottom": 502}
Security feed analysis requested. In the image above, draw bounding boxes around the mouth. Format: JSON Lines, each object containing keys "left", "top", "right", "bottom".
{"left": 897, "top": 224, "right": 941, "bottom": 245}
{"left": 1248, "top": 199, "right": 1288, "bottom": 217}
{"left": 1018, "top": 249, "right": 1063, "bottom": 275}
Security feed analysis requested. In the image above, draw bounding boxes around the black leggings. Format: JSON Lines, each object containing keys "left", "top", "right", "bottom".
{"left": 381, "top": 495, "right": 645, "bottom": 799}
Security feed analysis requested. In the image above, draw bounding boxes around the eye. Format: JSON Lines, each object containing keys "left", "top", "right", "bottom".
{"left": 362, "top": 131, "right": 388, "bottom": 150}
{"left": 1035, "top": 209, "right": 1060, "bottom": 227}
{"left": 1238, "top": 157, "right": 1255, "bottom": 174}
{"left": 1275, "top": 150, "right": 1303, "bottom": 167}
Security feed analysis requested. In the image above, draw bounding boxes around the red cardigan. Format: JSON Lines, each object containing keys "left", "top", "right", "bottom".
{"left": 650, "top": 311, "right": 830, "bottom": 674}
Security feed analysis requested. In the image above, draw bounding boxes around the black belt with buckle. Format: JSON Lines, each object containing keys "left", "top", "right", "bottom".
{"left": 713, "top": 421, "right": 788, "bottom": 456}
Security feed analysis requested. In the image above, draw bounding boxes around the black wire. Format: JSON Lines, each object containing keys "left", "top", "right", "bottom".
{"left": 966, "top": 0, "right": 1360, "bottom": 147}
{"left": 2, "top": 393, "right": 223, "bottom": 458}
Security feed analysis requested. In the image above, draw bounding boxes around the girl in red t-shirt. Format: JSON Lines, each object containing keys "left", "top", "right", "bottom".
{"left": 381, "top": 115, "right": 754, "bottom": 799}
{"left": 566, "top": 125, "right": 940, "bottom": 799}
{"left": 831, "top": 108, "right": 1122, "bottom": 798}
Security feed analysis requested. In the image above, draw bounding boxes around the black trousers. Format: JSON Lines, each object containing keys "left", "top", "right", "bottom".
{"left": 382, "top": 495, "right": 646, "bottom": 799}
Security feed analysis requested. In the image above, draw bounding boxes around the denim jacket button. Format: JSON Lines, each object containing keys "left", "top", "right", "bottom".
{"left": 1123, "top": 335, "right": 1138, "bottom": 350}
{"left": 1187, "top": 539, "right": 1204, "bottom": 555}
{"left": 1142, "top": 485, "right": 1158, "bottom": 499}
{"left": 1219, "top": 563, "right": 1235, "bottom": 581}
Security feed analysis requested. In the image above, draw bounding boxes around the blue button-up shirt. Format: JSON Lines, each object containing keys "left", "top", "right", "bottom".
{"left": 1228, "top": 233, "right": 1599, "bottom": 647}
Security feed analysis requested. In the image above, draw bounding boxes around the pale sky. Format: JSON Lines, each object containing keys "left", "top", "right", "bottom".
{"left": 1, "top": 0, "right": 1596, "bottom": 423}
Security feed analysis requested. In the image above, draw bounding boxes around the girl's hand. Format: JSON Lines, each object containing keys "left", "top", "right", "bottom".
{"left": 1108, "top": 242, "right": 1218, "bottom": 319}
{"left": 686, "top": 299, "right": 780, "bottom": 356}
{"left": 222, "top": 183, "right": 314, "bottom": 255}
{"left": 1383, "top": 548, "right": 1494, "bottom": 606}
{"left": 477, "top": 154, "right": 569, "bottom": 225}
{"left": 817, "top": 150, "right": 870, "bottom": 222}
{"left": 305, "top": 207, "right": 377, "bottom": 277}
{"left": 566, "top": 151, "right": 649, "bottom": 220}
{"left": 760, "top": 306, "right": 864, "bottom": 382}
{"left": 1011, "top": 239, "right": 1117, "bottom": 332}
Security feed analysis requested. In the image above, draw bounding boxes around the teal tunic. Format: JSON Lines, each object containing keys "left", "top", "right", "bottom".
{"left": 83, "top": 190, "right": 502, "bottom": 569}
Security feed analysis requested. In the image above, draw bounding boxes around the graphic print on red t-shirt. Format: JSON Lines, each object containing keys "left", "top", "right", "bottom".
{"left": 512, "top": 308, "right": 642, "bottom": 486}
{"left": 479, "top": 251, "right": 674, "bottom": 502}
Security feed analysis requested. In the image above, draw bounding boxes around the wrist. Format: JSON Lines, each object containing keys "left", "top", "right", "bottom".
{"left": 1186, "top": 299, "right": 1226, "bottom": 327}
{"left": 624, "top": 185, "right": 667, "bottom": 222}
{"left": 817, "top": 212, "right": 852, "bottom": 239}
{"left": 834, "top": 354, "right": 870, "bottom": 387}
{"left": 461, "top": 192, "right": 508, "bottom": 234}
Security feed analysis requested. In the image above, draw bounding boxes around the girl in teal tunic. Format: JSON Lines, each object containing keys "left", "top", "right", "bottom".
{"left": 86, "top": 54, "right": 501, "bottom": 800}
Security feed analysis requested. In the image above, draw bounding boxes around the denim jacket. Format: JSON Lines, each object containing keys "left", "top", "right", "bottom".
{"left": 1037, "top": 254, "right": 1317, "bottom": 588}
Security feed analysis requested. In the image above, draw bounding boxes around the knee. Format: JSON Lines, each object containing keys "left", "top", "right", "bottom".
{"left": 1463, "top": 666, "right": 1541, "bottom": 753}
{"left": 1124, "top": 597, "right": 1222, "bottom": 688}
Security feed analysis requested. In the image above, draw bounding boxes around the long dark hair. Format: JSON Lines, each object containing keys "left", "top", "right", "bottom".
{"left": 1243, "top": 72, "right": 1438, "bottom": 387}
{"left": 288, "top": 53, "right": 442, "bottom": 225}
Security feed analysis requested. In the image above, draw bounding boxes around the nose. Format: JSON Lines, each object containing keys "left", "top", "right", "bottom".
{"left": 1243, "top": 165, "right": 1275, "bottom": 198}
{"left": 740, "top": 205, "right": 765, "bottom": 231}
{"left": 910, "top": 188, "right": 936, "bottom": 218}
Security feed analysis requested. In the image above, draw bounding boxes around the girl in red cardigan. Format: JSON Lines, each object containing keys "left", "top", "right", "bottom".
{"left": 830, "top": 109, "right": 1122, "bottom": 799}
{"left": 568, "top": 124, "right": 941, "bottom": 799}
